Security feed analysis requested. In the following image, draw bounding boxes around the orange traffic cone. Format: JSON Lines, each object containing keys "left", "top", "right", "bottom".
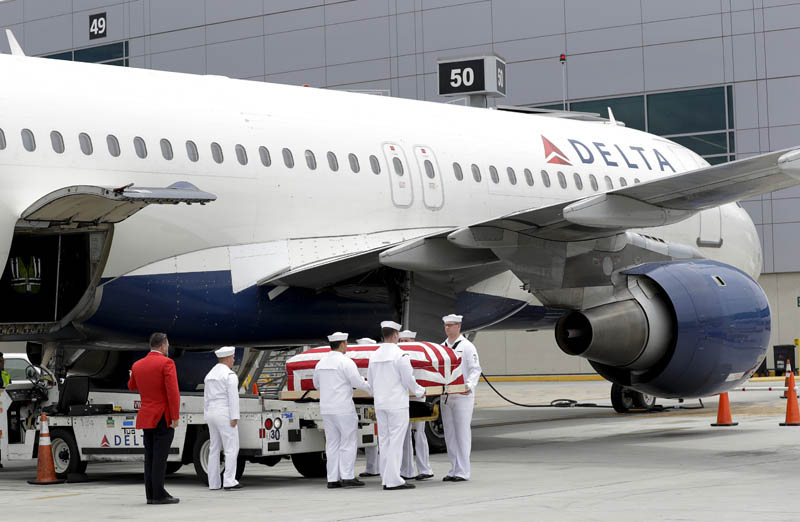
{"left": 780, "top": 370, "right": 800, "bottom": 426}
{"left": 27, "top": 414, "right": 65, "bottom": 485}
{"left": 252, "top": 381, "right": 259, "bottom": 395}
{"left": 710, "top": 392, "right": 738, "bottom": 426}
{"left": 782, "top": 363, "right": 794, "bottom": 398}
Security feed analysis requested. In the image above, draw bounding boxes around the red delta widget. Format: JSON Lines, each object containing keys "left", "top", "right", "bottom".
{"left": 101, "top": 428, "right": 143, "bottom": 448}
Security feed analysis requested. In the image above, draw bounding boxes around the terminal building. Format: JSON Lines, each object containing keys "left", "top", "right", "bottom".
{"left": 0, "top": 0, "right": 798, "bottom": 374}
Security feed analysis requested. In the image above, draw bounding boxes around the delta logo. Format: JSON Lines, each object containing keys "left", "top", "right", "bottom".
{"left": 101, "top": 435, "right": 110, "bottom": 448}
{"left": 540, "top": 135, "right": 675, "bottom": 172}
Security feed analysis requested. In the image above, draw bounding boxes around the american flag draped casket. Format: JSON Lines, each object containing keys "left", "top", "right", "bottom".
{"left": 285, "top": 342, "right": 465, "bottom": 392}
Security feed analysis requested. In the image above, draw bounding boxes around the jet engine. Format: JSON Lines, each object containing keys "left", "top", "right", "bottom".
{"left": 554, "top": 260, "right": 770, "bottom": 398}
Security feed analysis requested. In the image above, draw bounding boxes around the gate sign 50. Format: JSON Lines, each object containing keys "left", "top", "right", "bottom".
{"left": 438, "top": 59, "right": 485, "bottom": 95}
{"left": 437, "top": 56, "right": 506, "bottom": 97}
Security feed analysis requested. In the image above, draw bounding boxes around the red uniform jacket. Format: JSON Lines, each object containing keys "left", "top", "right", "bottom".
{"left": 128, "top": 351, "right": 180, "bottom": 429}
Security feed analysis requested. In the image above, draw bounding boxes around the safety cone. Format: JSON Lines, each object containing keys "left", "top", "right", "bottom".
{"left": 27, "top": 414, "right": 65, "bottom": 485}
{"left": 710, "top": 392, "right": 738, "bottom": 427}
{"left": 782, "top": 363, "right": 794, "bottom": 398}
{"left": 780, "top": 370, "right": 800, "bottom": 426}
{"left": 252, "top": 381, "right": 259, "bottom": 395}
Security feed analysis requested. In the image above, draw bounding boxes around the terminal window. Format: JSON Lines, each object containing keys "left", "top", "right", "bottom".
{"left": 43, "top": 41, "right": 129, "bottom": 67}
{"left": 540, "top": 85, "right": 735, "bottom": 165}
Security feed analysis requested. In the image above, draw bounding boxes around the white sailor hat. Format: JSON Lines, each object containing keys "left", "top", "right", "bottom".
{"left": 399, "top": 330, "right": 417, "bottom": 339}
{"left": 327, "top": 332, "right": 349, "bottom": 342}
{"left": 356, "top": 338, "right": 376, "bottom": 345}
{"left": 215, "top": 346, "right": 235, "bottom": 358}
{"left": 442, "top": 314, "right": 463, "bottom": 323}
{"left": 380, "top": 320, "right": 402, "bottom": 331}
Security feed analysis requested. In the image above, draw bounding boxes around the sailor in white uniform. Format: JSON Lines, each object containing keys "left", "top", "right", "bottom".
{"left": 355, "top": 337, "right": 381, "bottom": 478}
{"left": 367, "top": 321, "right": 425, "bottom": 490}
{"left": 203, "top": 346, "right": 242, "bottom": 490}
{"left": 398, "top": 329, "right": 434, "bottom": 481}
{"left": 313, "top": 332, "right": 371, "bottom": 488}
{"left": 440, "top": 314, "right": 482, "bottom": 482}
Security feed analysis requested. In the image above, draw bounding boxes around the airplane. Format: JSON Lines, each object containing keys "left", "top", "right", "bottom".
{"left": 0, "top": 30, "right": 798, "bottom": 409}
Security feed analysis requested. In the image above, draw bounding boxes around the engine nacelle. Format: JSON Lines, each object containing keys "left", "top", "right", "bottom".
{"left": 554, "top": 260, "right": 770, "bottom": 398}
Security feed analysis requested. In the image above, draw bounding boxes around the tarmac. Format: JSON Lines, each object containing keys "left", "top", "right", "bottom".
{"left": 1, "top": 379, "right": 799, "bottom": 522}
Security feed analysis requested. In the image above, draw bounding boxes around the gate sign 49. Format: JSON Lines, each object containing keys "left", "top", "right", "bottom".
{"left": 89, "top": 12, "right": 107, "bottom": 40}
{"left": 437, "top": 56, "right": 506, "bottom": 97}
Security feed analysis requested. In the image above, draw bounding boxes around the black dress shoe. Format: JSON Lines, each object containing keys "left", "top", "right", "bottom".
{"left": 327, "top": 481, "right": 342, "bottom": 489}
{"left": 383, "top": 483, "right": 415, "bottom": 490}
{"left": 401, "top": 475, "right": 415, "bottom": 480}
{"left": 146, "top": 499, "right": 153, "bottom": 505}
{"left": 359, "top": 472, "right": 379, "bottom": 478}
{"left": 152, "top": 497, "right": 180, "bottom": 504}
{"left": 442, "top": 476, "right": 454, "bottom": 481}
{"left": 415, "top": 473, "right": 434, "bottom": 481}
{"left": 451, "top": 476, "right": 467, "bottom": 482}
{"left": 341, "top": 478, "right": 365, "bottom": 487}
{"left": 224, "top": 483, "right": 244, "bottom": 490}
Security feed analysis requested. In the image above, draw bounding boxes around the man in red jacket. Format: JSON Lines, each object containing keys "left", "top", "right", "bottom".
{"left": 128, "top": 332, "right": 181, "bottom": 505}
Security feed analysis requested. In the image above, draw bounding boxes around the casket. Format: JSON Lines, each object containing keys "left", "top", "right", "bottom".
{"left": 281, "top": 342, "right": 465, "bottom": 399}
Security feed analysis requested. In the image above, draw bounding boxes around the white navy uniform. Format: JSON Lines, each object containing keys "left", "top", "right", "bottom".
{"left": 367, "top": 343, "right": 425, "bottom": 488}
{"left": 313, "top": 350, "right": 370, "bottom": 483}
{"left": 203, "top": 363, "right": 241, "bottom": 489}
{"left": 442, "top": 334, "right": 481, "bottom": 479}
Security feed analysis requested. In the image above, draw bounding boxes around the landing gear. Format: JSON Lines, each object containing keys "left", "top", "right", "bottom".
{"left": 610, "top": 383, "right": 656, "bottom": 413}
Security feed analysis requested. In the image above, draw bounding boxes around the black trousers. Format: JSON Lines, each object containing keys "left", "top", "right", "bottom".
{"left": 143, "top": 416, "right": 174, "bottom": 501}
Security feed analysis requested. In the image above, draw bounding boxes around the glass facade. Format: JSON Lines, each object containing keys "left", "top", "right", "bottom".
{"left": 540, "top": 86, "right": 735, "bottom": 164}
{"left": 44, "top": 41, "right": 129, "bottom": 66}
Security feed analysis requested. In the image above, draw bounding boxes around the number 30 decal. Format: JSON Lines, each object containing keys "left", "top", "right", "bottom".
{"left": 450, "top": 68, "right": 475, "bottom": 88}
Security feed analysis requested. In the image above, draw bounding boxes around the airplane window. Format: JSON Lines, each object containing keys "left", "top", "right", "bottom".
{"left": 259, "top": 146, "right": 271, "bottom": 167}
{"left": 107, "top": 135, "right": 121, "bottom": 157}
{"left": 557, "top": 171, "right": 567, "bottom": 189}
{"left": 0, "top": 128, "right": 5, "bottom": 150}
{"left": 589, "top": 174, "right": 598, "bottom": 191}
{"left": 349, "top": 153, "right": 360, "bottom": 173}
{"left": 424, "top": 159, "right": 435, "bottom": 179}
{"left": 327, "top": 151, "right": 339, "bottom": 172}
{"left": 604, "top": 175, "right": 613, "bottom": 190}
{"left": 134, "top": 136, "right": 147, "bottom": 159}
{"left": 79, "top": 133, "right": 93, "bottom": 155}
{"left": 540, "top": 170, "right": 551, "bottom": 187}
{"left": 305, "top": 150, "right": 316, "bottom": 170}
{"left": 634, "top": 178, "right": 640, "bottom": 184}
{"left": 21, "top": 129, "right": 35, "bottom": 152}
{"left": 452, "top": 162, "right": 463, "bottom": 180}
{"left": 471, "top": 164, "right": 482, "bottom": 182}
{"left": 524, "top": 168, "right": 534, "bottom": 186}
{"left": 489, "top": 166, "right": 500, "bottom": 184}
{"left": 211, "top": 142, "right": 223, "bottom": 164}
{"left": 282, "top": 148, "right": 294, "bottom": 168}
{"left": 392, "top": 157, "right": 403, "bottom": 176}
{"left": 369, "top": 155, "right": 381, "bottom": 174}
{"left": 160, "top": 139, "right": 173, "bottom": 160}
{"left": 50, "top": 131, "right": 64, "bottom": 154}
{"left": 236, "top": 144, "right": 248, "bottom": 166}
{"left": 507, "top": 167, "right": 517, "bottom": 185}
{"left": 573, "top": 172, "right": 583, "bottom": 190}
{"left": 619, "top": 177, "right": 628, "bottom": 187}
{"left": 186, "top": 140, "right": 199, "bottom": 162}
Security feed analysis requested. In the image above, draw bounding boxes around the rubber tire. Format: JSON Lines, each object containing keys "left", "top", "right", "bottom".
{"left": 633, "top": 391, "right": 657, "bottom": 410}
{"left": 610, "top": 383, "right": 637, "bottom": 414}
{"left": 192, "top": 427, "right": 246, "bottom": 485}
{"left": 49, "top": 428, "right": 87, "bottom": 479}
{"left": 291, "top": 452, "right": 327, "bottom": 478}
{"left": 165, "top": 462, "right": 183, "bottom": 475}
{"left": 424, "top": 396, "right": 447, "bottom": 454}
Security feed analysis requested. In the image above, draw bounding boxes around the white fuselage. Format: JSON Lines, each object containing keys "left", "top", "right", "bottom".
{"left": 0, "top": 54, "right": 761, "bottom": 303}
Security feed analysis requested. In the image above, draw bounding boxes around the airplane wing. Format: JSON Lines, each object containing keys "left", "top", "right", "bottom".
{"left": 446, "top": 147, "right": 800, "bottom": 246}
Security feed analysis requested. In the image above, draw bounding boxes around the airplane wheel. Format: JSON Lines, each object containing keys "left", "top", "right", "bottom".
{"left": 610, "top": 383, "right": 637, "bottom": 413}
{"left": 633, "top": 392, "right": 657, "bottom": 410}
